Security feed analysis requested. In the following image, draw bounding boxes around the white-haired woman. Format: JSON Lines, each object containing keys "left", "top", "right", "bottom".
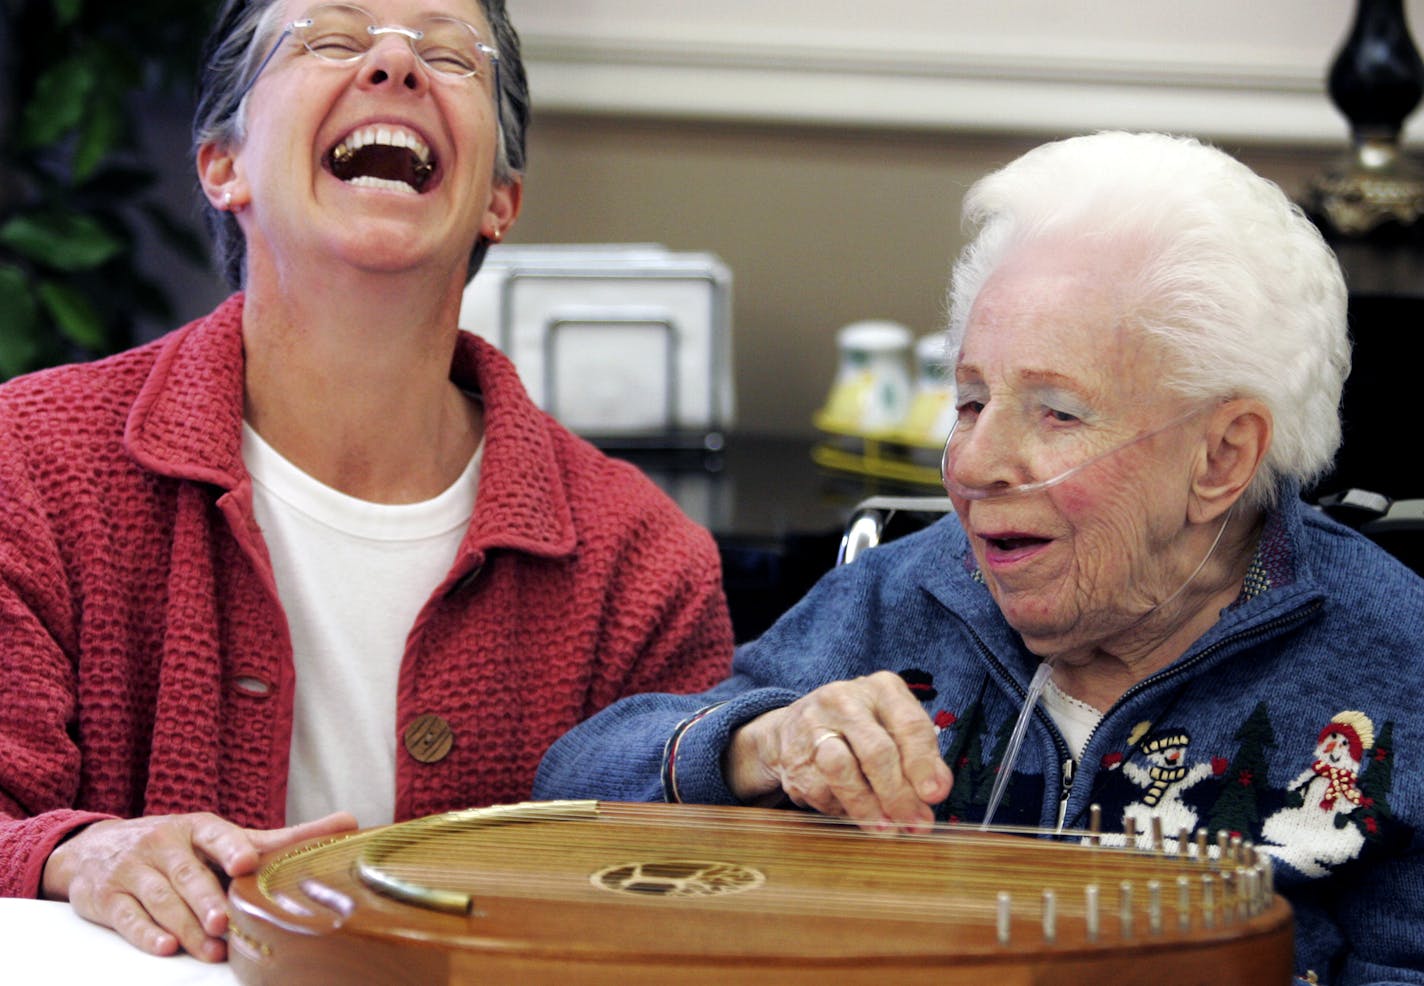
{"left": 536, "top": 132, "right": 1424, "bottom": 985}
{"left": 0, "top": 0, "right": 733, "bottom": 962}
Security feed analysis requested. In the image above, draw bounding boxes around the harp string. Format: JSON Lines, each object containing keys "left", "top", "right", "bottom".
{"left": 261, "top": 803, "right": 1247, "bottom": 921}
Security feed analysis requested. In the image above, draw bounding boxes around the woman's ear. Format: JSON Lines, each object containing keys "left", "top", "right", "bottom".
{"left": 481, "top": 177, "right": 523, "bottom": 241}
{"left": 197, "top": 140, "right": 248, "bottom": 213}
{"left": 1188, "top": 398, "right": 1273, "bottom": 524}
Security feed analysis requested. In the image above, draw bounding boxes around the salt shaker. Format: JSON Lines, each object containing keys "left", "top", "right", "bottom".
{"left": 819, "top": 320, "right": 913, "bottom": 435}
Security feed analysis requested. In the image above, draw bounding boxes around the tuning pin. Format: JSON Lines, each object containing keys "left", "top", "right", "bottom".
{"left": 1244, "top": 867, "right": 1262, "bottom": 917}
{"left": 1084, "top": 884, "right": 1101, "bottom": 942}
{"left": 1259, "top": 853, "right": 1276, "bottom": 898}
{"left": 1147, "top": 880, "right": 1163, "bottom": 936}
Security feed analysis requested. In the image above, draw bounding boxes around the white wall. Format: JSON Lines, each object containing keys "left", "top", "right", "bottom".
{"left": 513, "top": 0, "right": 1424, "bottom": 145}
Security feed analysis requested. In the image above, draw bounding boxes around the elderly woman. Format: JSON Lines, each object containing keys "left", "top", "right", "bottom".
{"left": 535, "top": 132, "right": 1424, "bottom": 985}
{"left": 0, "top": 0, "right": 732, "bottom": 963}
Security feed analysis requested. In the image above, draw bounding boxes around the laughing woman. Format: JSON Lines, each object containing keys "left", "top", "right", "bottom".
{"left": 0, "top": 0, "right": 732, "bottom": 962}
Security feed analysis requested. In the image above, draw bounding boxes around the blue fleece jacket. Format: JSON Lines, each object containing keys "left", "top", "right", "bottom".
{"left": 535, "top": 492, "right": 1424, "bottom": 985}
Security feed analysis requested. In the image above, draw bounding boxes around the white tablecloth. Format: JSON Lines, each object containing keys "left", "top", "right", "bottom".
{"left": 0, "top": 898, "right": 238, "bottom": 985}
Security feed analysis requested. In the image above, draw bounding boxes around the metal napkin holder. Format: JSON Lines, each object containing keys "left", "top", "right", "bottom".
{"left": 459, "top": 244, "right": 734, "bottom": 451}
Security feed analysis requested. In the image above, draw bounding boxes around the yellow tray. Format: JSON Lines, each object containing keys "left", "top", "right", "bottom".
{"left": 810, "top": 413, "right": 946, "bottom": 486}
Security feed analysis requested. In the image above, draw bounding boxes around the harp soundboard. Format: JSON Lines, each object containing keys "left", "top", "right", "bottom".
{"left": 227, "top": 800, "right": 1294, "bottom": 985}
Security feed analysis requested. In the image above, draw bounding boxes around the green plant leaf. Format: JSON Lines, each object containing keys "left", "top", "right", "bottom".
{"left": 5, "top": 0, "right": 223, "bottom": 375}
{"left": 0, "top": 212, "right": 125, "bottom": 271}
{"left": 53, "top": 0, "right": 85, "bottom": 29}
{"left": 36, "top": 279, "right": 107, "bottom": 350}
{"left": 73, "top": 91, "right": 125, "bottom": 180}
{"left": 20, "top": 57, "right": 97, "bottom": 149}
{"left": 90, "top": 40, "right": 145, "bottom": 95}
{"left": 0, "top": 266, "right": 43, "bottom": 378}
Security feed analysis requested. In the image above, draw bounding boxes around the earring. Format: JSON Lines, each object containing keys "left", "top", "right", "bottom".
{"left": 223, "top": 191, "right": 232, "bottom": 210}
{"left": 491, "top": 226, "right": 502, "bottom": 242}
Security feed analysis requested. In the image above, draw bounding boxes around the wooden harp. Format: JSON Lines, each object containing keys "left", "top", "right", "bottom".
{"left": 227, "top": 800, "right": 1294, "bottom": 985}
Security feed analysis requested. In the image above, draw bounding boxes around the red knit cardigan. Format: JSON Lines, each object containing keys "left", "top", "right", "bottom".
{"left": 0, "top": 295, "right": 734, "bottom": 897}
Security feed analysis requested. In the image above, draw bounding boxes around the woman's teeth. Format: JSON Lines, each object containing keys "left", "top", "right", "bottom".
{"left": 328, "top": 125, "right": 435, "bottom": 193}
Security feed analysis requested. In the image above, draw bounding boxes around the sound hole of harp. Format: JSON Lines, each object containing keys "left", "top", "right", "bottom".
{"left": 590, "top": 860, "right": 766, "bottom": 898}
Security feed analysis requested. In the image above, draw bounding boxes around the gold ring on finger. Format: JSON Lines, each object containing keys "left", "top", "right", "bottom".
{"left": 811, "top": 729, "right": 847, "bottom": 753}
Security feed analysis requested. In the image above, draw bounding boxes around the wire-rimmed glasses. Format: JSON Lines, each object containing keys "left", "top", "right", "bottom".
{"left": 238, "top": 3, "right": 501, "bottom": 104}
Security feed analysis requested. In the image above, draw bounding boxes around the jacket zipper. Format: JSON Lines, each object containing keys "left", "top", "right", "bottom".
{"left": 958, "top": 622, "right": 1074, "bottom": 830}
{"left": 1056, "top": 757, "right": 1075, "bottom": 833}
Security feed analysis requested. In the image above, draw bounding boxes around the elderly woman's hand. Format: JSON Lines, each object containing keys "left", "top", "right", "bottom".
{"left": 724, "top": 670, "right": 952, "bottom": 832}
{"left": 41, "top": 810, "right": 358, "bottom": 960}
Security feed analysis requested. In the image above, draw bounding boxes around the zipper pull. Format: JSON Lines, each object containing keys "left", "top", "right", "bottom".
{"left": 1056, "top": 758, "right": 1076, "bottom": 834}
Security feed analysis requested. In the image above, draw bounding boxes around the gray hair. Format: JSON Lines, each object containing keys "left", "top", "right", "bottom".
{"left": 191, "top": 0, "right": 530, "bottom": 289}
{"left": 946, "top": 131, "right": 1351, "bottom": 508}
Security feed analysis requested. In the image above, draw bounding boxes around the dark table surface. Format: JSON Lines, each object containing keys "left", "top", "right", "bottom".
{"left": 614, "top": 434, "right": 943, "bottom": 642}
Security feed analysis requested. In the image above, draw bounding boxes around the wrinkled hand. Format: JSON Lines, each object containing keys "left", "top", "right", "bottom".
{"left": 41, "top": 811, "right": 358, "bottom": 961}
{"left": 725, "top": 670, "right": 953, "bottom": 832}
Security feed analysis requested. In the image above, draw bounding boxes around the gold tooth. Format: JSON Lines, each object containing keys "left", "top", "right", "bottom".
{"left": 332, "top": 142, "right": 429, "bottom": 164}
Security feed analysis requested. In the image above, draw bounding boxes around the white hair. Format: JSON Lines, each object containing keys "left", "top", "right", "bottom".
{"left": 946, "top": 131, "right": 1351, "bottom": 508}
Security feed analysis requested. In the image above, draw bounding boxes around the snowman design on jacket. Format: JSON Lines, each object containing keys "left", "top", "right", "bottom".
{"left": 1117, "top": 725, "right": 1222, "bottom": 850}
{"left": 1260, "top": 710, "right": 1375, "bottom": 878}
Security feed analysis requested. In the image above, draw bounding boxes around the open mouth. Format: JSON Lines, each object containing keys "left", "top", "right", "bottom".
{"left": 326, "top": 125, "right": 436, "bottom": 194}
{"left": 987, "top": 535, "right": 1049, "bottom": 552}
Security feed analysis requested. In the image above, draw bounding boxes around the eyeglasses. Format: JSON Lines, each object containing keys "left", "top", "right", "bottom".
{"left": 238, "top": 3, "right": 501, "bottom": 103}
{"left": 940, "top": 401, "right": 1207, "bottom": 502}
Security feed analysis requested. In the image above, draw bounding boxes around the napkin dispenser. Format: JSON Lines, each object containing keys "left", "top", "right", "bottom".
{"left": 459, "top": 244, "right": 735, "bottom": 449}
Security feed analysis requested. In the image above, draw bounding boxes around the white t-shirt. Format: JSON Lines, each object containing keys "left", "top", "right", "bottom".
{"left": 242, "top": 424, "right": 481, "bottom": 828}
{"left": 1040, "top": 676, "right": 1104, "bottom": 764}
